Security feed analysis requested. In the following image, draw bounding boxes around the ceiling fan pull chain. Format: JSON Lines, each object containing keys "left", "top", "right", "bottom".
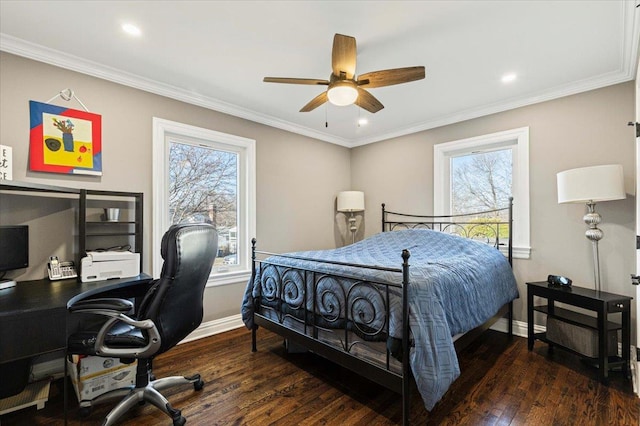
{"left": 325, "top": 103, "right": 328, "bottom": 128}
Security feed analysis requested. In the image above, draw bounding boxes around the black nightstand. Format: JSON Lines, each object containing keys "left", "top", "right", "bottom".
{"left": 526, "top": 281, "right": 632, "bottom": 382}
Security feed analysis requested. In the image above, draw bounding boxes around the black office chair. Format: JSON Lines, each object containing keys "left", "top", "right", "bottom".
{"left": 66, "top": 223, "right": 217, "bottom": 426}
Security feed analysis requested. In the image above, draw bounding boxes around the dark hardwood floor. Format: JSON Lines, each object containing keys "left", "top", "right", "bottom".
{"left": 2, "top": 327, "right": 638, "bottom": 425}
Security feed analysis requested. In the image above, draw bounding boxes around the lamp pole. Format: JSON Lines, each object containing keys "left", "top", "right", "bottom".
{"left": 348, "top": 212, "right": 357, "bottom": 244}
{"left": 584, "top": 201, "right": 603, "bottom": 292}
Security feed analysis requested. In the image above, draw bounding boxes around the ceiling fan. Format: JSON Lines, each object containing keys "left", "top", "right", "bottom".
{"left": 263, "top": 34, "right": 425, "bottom": 114}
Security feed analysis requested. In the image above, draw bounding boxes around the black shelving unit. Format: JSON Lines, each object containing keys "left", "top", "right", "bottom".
{"left": 526, "top": 281, "right": 632, "bottom": 383}
{"left": 1, "top": 181, "right": 143, "bottom": 272}
{"left": 79, "top": 189, "right": 143, "bottom": 270}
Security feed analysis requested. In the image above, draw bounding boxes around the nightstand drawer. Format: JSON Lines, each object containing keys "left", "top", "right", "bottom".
{"left": 608, "top": 300, "right": 630, "bottom": 313}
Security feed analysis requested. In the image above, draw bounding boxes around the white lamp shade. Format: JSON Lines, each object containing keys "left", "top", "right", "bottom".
{"left": 337, "top": 191, "right": 365, "bottom": 212}
{"left": 557, "top": 164, "right": 625, "bottom": 204}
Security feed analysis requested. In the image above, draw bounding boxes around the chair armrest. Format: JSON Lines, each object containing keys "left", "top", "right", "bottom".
{"left": 68, "top": 298, "right": 161, "bottom": 358}
{"left": 93, "top": 316, "right": 161, "bottom": 358}
{"left": 68, "top": 297, "right": 134, "bottom": 314}
{"left": 68, "top": 297, "right": 153, "bottom": 329}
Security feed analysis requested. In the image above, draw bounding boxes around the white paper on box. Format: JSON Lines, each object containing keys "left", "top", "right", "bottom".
{"left": 68, "top": 356, "right": 137, "bottom": 401}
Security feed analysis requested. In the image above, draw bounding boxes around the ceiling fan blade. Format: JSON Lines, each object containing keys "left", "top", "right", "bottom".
{"left": 332, "top": 34, "right": 357, "bottom": 79}
{"left": 300, "top": 91, "right": 329, "bottom": 112}
{"left": 355, "top": 88, "right": 384, "bottom": 113}
{"left": 357, "top": 66, "right": 425, "bottom": 88}
{"left": 264, "top": 77, "right": 329, "bottom": 85}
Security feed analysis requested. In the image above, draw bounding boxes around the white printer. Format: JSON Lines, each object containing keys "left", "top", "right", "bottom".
{"left": 80, "top": 251, "right": 140, "bottom": 282}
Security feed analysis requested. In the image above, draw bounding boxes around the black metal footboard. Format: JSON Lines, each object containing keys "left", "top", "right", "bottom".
{"left": 249, "top": 241, "right": 514, "bottom": 425}
{"left": 250, "top": 239, "right": 413, "bottom": 424}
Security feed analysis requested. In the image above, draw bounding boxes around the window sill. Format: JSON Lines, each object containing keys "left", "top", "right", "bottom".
{"left": 513, "top": 246, "right": 531, "bottom": 260}
{"left": 498, "top": 245, "right": 531, "bottom": 260}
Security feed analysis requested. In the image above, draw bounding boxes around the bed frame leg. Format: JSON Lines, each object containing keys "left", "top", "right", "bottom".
{"left": 252, "top": 325, "right": 257, "bottom": 352}
{"left": 508, "top": 301, "right": 513, "bottom": 339}
{"left": 402, "top": 382, "right": 410, "bottom": 426}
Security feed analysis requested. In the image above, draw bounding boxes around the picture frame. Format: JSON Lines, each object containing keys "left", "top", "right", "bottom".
{"left": 29, "top": 100, "right": 102, "bottom": 176}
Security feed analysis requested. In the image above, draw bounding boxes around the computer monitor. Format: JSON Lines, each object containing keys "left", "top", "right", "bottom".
{"left": 0, "top": 225, "right": 29, "bottom": 288}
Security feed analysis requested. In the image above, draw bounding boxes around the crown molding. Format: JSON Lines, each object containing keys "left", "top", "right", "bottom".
{"left": 0, "top": 33, "right": 353, "bottom": 148}
{"left": 351, "top": 71, "right": 636, "bottom": 147}
{"left": 2, "top": 0, "right": 638, "bottom": 150}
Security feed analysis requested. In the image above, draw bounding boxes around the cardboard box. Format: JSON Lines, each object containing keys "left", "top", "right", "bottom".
{"left": 546, "top": 317, "right": 618, "bottom": 358}
{"left": 67, "top": 356, "right": 137, "bottom": 402}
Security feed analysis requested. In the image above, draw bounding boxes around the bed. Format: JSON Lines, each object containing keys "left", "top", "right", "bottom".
{"left": 241, "top": 200, "right": 519, "bottom": 425}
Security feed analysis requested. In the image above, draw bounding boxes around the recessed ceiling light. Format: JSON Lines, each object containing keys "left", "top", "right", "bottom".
{"left": 122, "top": 23, "right": 142, "bottom": 37}
{"left": 358, "top": 117, "right": 368, "bottom": 126}
{"left": 501, "top": 73, "right": 517, "bottom": 84}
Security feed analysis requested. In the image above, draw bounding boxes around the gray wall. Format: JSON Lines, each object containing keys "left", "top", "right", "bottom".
{"left": 1, "top": 52, "right": 636, "bottom": 333}
{"left": 351, "top": 82, "right": 636, "bottom": 330}
{"left": 0, "top": 52, "right": 351, "bottom": 322}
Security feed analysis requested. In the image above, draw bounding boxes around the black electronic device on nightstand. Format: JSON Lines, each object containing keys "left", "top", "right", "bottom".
{"left": 547, "top": 274, "right": 572, "bottom": 288}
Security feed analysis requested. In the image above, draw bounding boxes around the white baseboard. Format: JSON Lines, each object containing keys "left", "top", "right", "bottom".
{"left": 31, "top": 314, "right": 245, "bottom": 380}
{"left": 490, "top": 318, "right": 544, "bottom": 338}
{"left": 179, "top": 314, "right": 245, "bottom": 345}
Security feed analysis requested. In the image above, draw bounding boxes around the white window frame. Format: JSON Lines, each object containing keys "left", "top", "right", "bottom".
{"left": 434, "top": 126, "right": 531, "bottom": 259}
{"left": 152, "top": 117, "right": 256, "bottom": 286}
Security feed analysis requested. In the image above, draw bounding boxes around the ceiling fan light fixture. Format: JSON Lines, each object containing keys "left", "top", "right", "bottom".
{"left": 121, "top": 23, "right": 142, "bottom": 37}
{"left": 501, "top": 72, "right": 517, "bottom": 83}
{"left": 327, "top": 81, "right": 358, "bottom": 106}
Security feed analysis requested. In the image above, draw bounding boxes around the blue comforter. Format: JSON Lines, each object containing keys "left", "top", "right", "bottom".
{"left": 241, "top": 229, "right": 519, "bottom": 410}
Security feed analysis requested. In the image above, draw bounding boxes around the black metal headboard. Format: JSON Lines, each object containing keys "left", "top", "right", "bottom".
{"left": 382, "top": 197, "right": 513, "bottom": 265}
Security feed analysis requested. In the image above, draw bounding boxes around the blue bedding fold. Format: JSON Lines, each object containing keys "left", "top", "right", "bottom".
{"left": 241, "top": 229, "right": 519, "bottom": 410}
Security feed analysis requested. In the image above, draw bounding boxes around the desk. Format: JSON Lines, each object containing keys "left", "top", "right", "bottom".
{"left": 0, "top": 274, "right": 152, "bottom": 364}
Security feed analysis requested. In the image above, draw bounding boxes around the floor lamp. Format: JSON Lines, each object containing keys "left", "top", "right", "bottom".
{"left": 337, "top": 191, "right": 365, "bottom": 244}
{"left": 557, "top": 164, "right": 626, "bottom": 292}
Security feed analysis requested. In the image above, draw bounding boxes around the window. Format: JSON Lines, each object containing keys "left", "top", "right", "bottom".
{"left": 434, "top": 127, "right": 530, "bottom": 259}
{"left": 152, "top": 118, "right": 256, "bottom": 285}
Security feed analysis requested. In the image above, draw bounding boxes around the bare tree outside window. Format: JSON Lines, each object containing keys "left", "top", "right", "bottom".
{"left": 169, "top": 141, "right": 238, "bottom": 264}
{"left": 451, "top": 149, "right": 512, "bottom": 241}
{"left": 451, "top": 148, "right": 512, "bottom": 217}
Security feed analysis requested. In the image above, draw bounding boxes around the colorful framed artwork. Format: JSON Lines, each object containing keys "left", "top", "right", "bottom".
{"left": 29, "top": 100, "right": 102, "bottom": 176}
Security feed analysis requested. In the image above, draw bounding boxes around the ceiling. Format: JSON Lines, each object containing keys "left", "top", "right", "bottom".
{"left": 1, "top": 1, "right": 638, "bottom": 148}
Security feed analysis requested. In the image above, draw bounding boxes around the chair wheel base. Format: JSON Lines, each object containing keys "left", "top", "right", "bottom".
{"left": 194, "top": 379, "right": 204, "bottom": 391}
{"left": 168, "top": 405, "right": 185, "bottom": 426}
